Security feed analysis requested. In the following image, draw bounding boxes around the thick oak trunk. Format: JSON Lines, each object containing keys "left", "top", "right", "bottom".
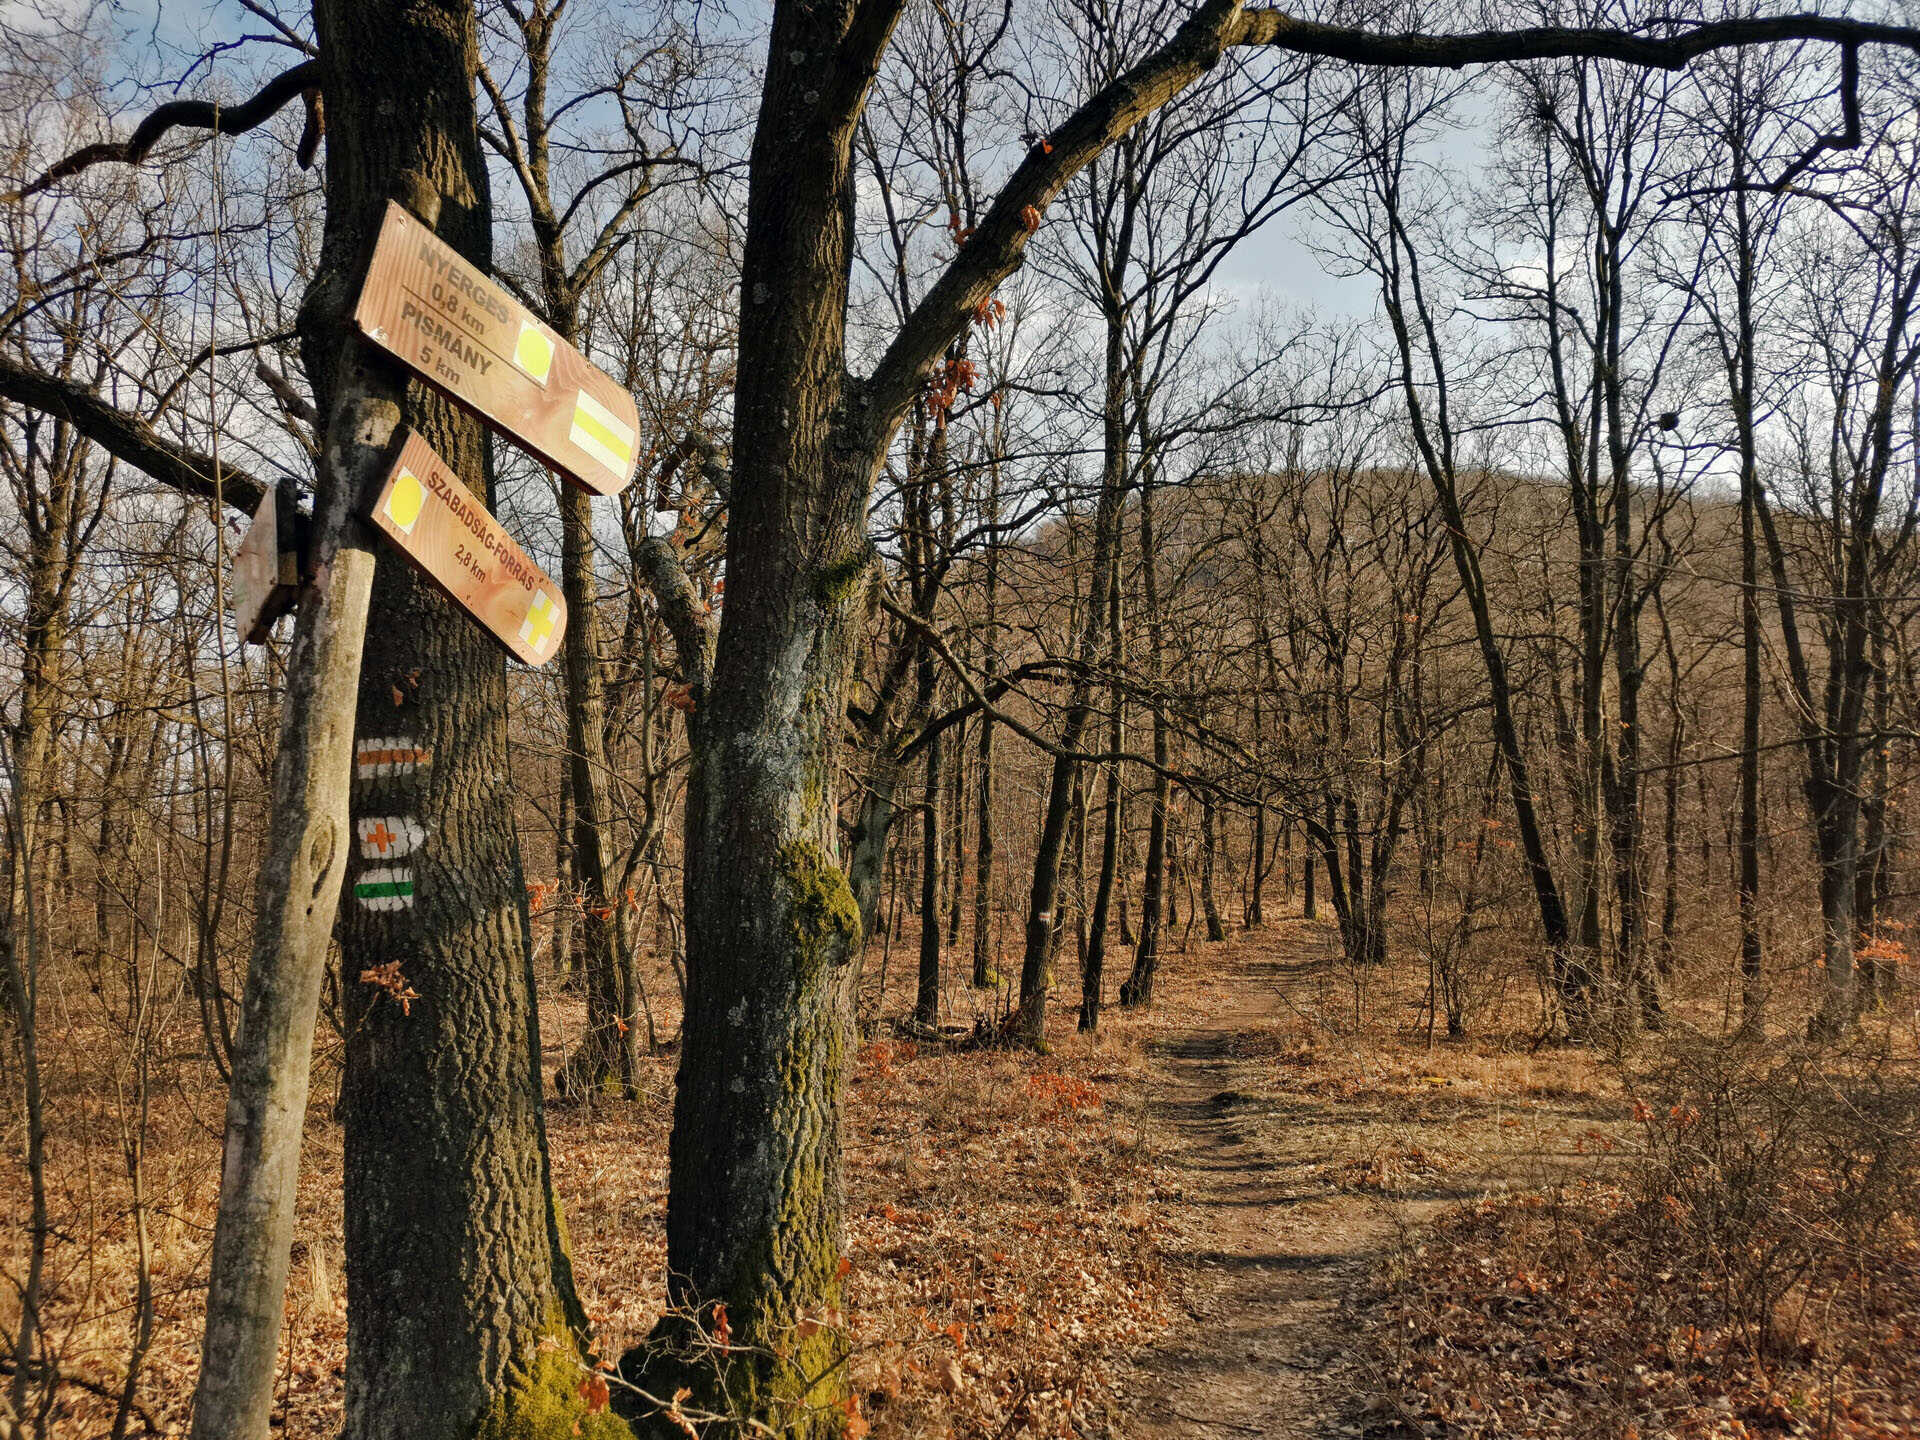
{"left": 621, "top": 5, "right": 881, "bottom": 1428}
{"left": 309, "top": 5, "right": 607, "bottom": 1437}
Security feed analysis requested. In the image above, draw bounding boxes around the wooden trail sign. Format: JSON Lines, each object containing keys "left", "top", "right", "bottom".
{"left": 369, "top": 430, "right": 568, "bottom": 667}
{"left": 353, "top": 201, "right": 640, "bottom": 497}
{"left": 231, "top": 485, "right": 299, "bottom": 645}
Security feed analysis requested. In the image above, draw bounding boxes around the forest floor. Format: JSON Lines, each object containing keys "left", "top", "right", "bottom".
{"left": 16, "top": 906, "right": 1918, "bottom": 1438}
{"left": 1100, "top": 919, "right": 1628, "bottom": 1440}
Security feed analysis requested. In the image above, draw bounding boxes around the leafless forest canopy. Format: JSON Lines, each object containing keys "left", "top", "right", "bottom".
{"left": 3, "top": 0, "right": 1920, "bottom": 1437}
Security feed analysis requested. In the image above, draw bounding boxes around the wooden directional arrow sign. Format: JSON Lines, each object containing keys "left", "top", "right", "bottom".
{"left": 231, "top": 485, "right": 299, "bottom": 645}
{"left": 353, "top": 201, "right": 640, "bottom": 497}
{"left": 368, "top": 430, "right": 568, "bottom": 667}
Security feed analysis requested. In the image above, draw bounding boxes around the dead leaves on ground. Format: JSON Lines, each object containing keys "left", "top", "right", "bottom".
{"left": 1367, "top": 1184, "right": 1920, "bottom": 1440}
{"left": 842, "top": 1035, "right": 1173, "bottom": 1438}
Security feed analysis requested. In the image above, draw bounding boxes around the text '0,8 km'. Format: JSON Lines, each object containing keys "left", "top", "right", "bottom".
{"left": 369, "top": 429, "right": 568, "bottom": 667}
{"left": 353, "top": 201, "right": 640, "bottom": 497}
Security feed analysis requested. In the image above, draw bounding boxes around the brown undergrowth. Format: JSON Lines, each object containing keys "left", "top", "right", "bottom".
{"left": 1362, "top": 1003, "right": 1920, "bottom": 1440}
{"left": 0, "top": 936, "right": 1178, "bottom": 1438}
{"left": 11, "top": 907, "right": 1915, "bottom": 1440}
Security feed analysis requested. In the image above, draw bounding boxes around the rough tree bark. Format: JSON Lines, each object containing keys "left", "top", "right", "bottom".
{"left": 309, "top": 4, "right": 612, "bottom": 1437}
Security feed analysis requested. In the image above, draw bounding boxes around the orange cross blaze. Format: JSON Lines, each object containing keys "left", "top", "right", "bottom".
{"left": 367, "top": 822, "right": 398, "bottom": 854}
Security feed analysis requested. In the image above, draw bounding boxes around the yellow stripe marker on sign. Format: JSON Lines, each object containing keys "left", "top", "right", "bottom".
{"left": 569, "top": 389, "right": 635, "bottom": 477}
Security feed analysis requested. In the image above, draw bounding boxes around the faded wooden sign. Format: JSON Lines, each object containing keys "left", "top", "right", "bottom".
{"left": 231, "top": 485, "right": 299, "bottom": 645}
{"left": 368, "top": 430, "right": 567, "bottom": 667}
{"left": 353, "top": 201, "right": 640, "bottom": 497}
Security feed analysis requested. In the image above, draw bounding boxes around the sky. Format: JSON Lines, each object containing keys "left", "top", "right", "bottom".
{"left": 24, "top": 0, "right": 1512, "bottom": 325}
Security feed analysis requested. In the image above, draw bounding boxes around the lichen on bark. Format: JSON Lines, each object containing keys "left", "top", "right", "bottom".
{"left": 816, "top": 547, "right": 872, "bottom": 607}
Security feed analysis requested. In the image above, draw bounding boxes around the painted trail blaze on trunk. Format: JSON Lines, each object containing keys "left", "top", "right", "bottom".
{"left": 294, "top": 3, "right": 613, "bottom": 1438}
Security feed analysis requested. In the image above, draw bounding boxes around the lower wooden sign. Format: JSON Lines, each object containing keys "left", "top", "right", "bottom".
{"left": 368, "top": 430, "right": 567, "bottom": 667}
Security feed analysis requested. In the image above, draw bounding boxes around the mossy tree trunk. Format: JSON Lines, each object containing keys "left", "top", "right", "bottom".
{"left": 555, "top": 481, "right": 643, "bottom": 1099}
{"left": 619, "top": 4, "right": 880, "bottom": 1428}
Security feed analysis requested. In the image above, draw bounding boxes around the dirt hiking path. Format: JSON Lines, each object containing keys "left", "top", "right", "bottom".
{"left": 1109, "top": 948, "right": 1402, "bottom": 1440}
{"left": 1109, "top": 925, "right": 1619, "bottom": 1439}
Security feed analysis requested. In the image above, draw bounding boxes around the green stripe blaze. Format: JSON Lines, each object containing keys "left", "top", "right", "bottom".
{"left": 355, "top": 879, "right": 415, "bottom": 899}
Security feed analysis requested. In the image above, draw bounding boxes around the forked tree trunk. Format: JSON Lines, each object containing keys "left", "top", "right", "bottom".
{"left": 1120, "top": 467, "right": 1167, "bottom": 1008}
{"left": 1199, "top": 796, "right": 1226, "bottom": 943}
{"left": 618, "top": 6, "right": 881, "bottom": 1426}
{"left": 1080, "top": 582, "right": 1124, "bottom": 1031}
{"left": 555, "top": 485, "right": 642, "bottom": 1098}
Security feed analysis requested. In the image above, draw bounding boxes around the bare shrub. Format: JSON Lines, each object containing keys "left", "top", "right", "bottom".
{"left": 1619, "top": 1038, "right": 1920, "bottom": 1370}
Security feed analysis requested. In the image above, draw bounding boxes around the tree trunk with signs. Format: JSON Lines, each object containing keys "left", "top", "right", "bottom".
{"left": 200, "top": 3, "right": 614, "bottom": 1437}
{"left": 328, "top": 10, "right": 615, "bottom": 1437}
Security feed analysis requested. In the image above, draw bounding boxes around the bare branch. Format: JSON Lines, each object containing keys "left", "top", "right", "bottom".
{"left": 255, "top": 359, "right": 321, "bottom": 433}
{"left": 862, "top": 0, "right": 1245, "bottom": 428}
{"left": 6, "top": 59, "right": 322, "bottom": 203}
{"left": 864, "top": 2, "right": 1920, "bottom": 434}
{"left": 0, "top": 353, "right": 271, "bottom": 514}
{"left": 632, "top": 535, "right": 717, "bottom": 704}
{"left": 1232, "top": 8, "right": 1920, "bottom": 69}
{"left": 1770, "top": 40, "right": 1860, "bottom": 191}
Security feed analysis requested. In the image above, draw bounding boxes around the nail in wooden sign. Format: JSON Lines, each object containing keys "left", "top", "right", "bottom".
{"left": 231, "top": 485, "right": 299, "bottom": 645}
{"left": 353, "top": 201, "right": 639, "bottom": 497}
{"left": 368, "top": 430, "right": 568, "bottom": 667}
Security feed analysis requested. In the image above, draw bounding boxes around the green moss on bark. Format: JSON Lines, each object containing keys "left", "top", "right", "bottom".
{"left": 775, "top": 839, "right": 860, "bottom": 977}
{"left": 474, "top": 1340, "right": 631, "bottom": 1440}
{"left": 817, "top": 551, "right": 870, "bottom": 606}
